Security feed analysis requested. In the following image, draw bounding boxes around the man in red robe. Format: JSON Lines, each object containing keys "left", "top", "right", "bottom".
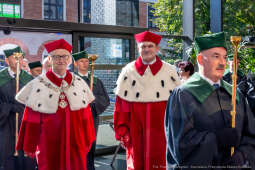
{"left": 15, "top": 39, "right": 96, "bottom": 170}
{"left": 114, "top": 31, "right": 181, "bottom": 170}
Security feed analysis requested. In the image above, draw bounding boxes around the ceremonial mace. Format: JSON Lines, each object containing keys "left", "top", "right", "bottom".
{"left": 230, "top": 36, "right": 242, "bottom": 156}
{"left": 13, "top": 52, "right": 23, "bottom": 156}
{"left": 88, "top": 54, "right": 98, "bottom": 91}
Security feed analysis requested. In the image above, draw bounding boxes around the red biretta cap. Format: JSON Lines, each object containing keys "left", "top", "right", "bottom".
{"left": 44, "top": 39, "right": 72, "bottom": 53}
{"left": 134, "top": 31, "right": 162, "bottom": 45}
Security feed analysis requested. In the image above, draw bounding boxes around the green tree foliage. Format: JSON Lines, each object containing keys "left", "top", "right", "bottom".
{"left": 238, "top": 45, "right": 255, "bottom": 75}
{"left": 223, "top": 0, "right": 255, "bottom": 74}
{"left": 152, "top": 0, "right": 255, "bottom": 73}
{"left": 194, "top": 0, "right": 210, "bottom": 36}
{"left": 152, "top": 1, "right": 183, "bottom": 35}
{"left": 151, "top": 1, "right": 183, "bottom": 63}
{"left": 223, "top": 0, "right": 255, "bottom": 38}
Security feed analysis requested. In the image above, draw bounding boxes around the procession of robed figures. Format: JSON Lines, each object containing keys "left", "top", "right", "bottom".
{"left": 0, "top": 31, "right": 255, "bottom": 170}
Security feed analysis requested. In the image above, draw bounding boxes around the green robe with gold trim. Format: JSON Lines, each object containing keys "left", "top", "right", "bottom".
{"left": 165, "top": 73, "right": 255, "bottom": 169}
{"left": 0, "top": 68, "right": 34, "bottom": 170}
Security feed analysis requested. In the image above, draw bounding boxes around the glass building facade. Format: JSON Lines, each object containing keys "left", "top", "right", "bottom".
{"left": 44, "top": 0, "right": 63, "bottom": 20}
{"left": 83, "top": 0, "right": 91, "bottom": 23}
{"left": 116, "top": 0, "right": 139, "bottom": 26}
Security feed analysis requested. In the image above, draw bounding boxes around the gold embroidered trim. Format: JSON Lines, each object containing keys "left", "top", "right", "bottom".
{"left": 38, "top": 73, "right": 75, "bottom": 93}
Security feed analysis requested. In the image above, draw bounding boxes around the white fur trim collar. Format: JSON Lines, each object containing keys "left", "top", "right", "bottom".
{"left": 115, "top": 61, "right": 181, "bottom": 102}
{"left": 16, "top": 73, "right": 95, "bottom": 114}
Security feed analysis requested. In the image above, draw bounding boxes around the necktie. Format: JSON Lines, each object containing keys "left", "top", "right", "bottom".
{"left": 213, "top": 83, "right": 220, "bottom": 89}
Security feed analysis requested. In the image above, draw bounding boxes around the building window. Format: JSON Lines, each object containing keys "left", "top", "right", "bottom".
{"left": 148, "top": 4, "right": 157, "bottom": 28}
{"left": 44, "top": 0, "right": 63, "bottom": 21}
{"left": 116, "top": 0, "right": 139, "bottom": 26}
{"left": 83, "top": 0, "right": 91, "bottom": 23}
{"left": 79, "top": 36, "right": 131, "bottom": 116}
{"left": 0, "top": 3, "right": 20, "bottom": 18}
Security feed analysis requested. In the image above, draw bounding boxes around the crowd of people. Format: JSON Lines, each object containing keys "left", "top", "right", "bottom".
{"left": 0, "top": 31, "right": 255, "bottom": 170}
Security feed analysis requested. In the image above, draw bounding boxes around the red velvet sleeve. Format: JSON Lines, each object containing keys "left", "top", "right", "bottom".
{"left": 83, "top": 105, "right": 96, "bottom": 154}
{"left": 113, "top": 96, "right": 131, "bottom": 140}
{"left": 16, "top": 107, "right": 41, "bottom": 154}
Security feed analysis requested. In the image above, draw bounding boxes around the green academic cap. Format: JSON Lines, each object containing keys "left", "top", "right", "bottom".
{"left": 28, "top": 61, "right": 42, "bottom": 69}
{"left": 3, "top": 46, "right": 24, "bottom": 58}
{"left": 194, "top": 32, "right": 227, "bottom": 55}
{"left": 72, "top": 50, "right": 88, "bottom": 61}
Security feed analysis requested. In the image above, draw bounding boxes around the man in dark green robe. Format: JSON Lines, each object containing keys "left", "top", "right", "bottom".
{"left": 0, "top": 47, "right": 35, "bottom": 170}
{"left": 28, "top": 61, "right": 42, "bottom": 78}
{"left": 165, "top": 32, "right": 255, "bottom": 169}
{"left": 73, "top": 50, "right": 110, "bottom": 170}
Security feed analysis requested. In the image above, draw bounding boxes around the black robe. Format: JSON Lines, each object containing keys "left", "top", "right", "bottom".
{"left": 165, "top": 73, "right": 255, "bottom": 169}
{"left": 245, "top": 80, "right": 255, "bottom": 115}
{"left": 0, "top": 68, "right": 35, "bottom": 170}
{"left": 223, "top": 69, "right": 246, "bottom": 85}
{"left": 74, "top": 72, "right": 110, "bottom": 170}
{"left": 223, "top": 70, "right": 249, "bottom": 97}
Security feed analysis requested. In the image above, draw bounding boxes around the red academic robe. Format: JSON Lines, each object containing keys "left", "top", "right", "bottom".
{"left": 114, "top": 96, "right": 167, "bottom": 170}
{"left": 16, "top": 70, "right": 96, "bottom": 170}
{"left": 114, "top": 56, "right": 181, "bottom": 170}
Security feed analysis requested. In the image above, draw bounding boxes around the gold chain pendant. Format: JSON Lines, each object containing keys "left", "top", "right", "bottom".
{"left": 59, "top": 100, "right": 67, "bottom": 109}
{"left": 59, "top": 94, "right": 65, "bottom": 100}
{"left": 59, "top": 93, "right": 67, "bottom": 108}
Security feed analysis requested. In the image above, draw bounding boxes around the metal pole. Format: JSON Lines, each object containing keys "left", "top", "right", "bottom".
{"left": 210, "top": 0, "right": 222, "bottom": 33}
{"left": 182, "top": 0, "right": 194, "bottom": 60}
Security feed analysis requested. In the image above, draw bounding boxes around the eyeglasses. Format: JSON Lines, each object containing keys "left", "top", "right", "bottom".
{"left": 52, "top": 55, "right": 69, "bottom": 60}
